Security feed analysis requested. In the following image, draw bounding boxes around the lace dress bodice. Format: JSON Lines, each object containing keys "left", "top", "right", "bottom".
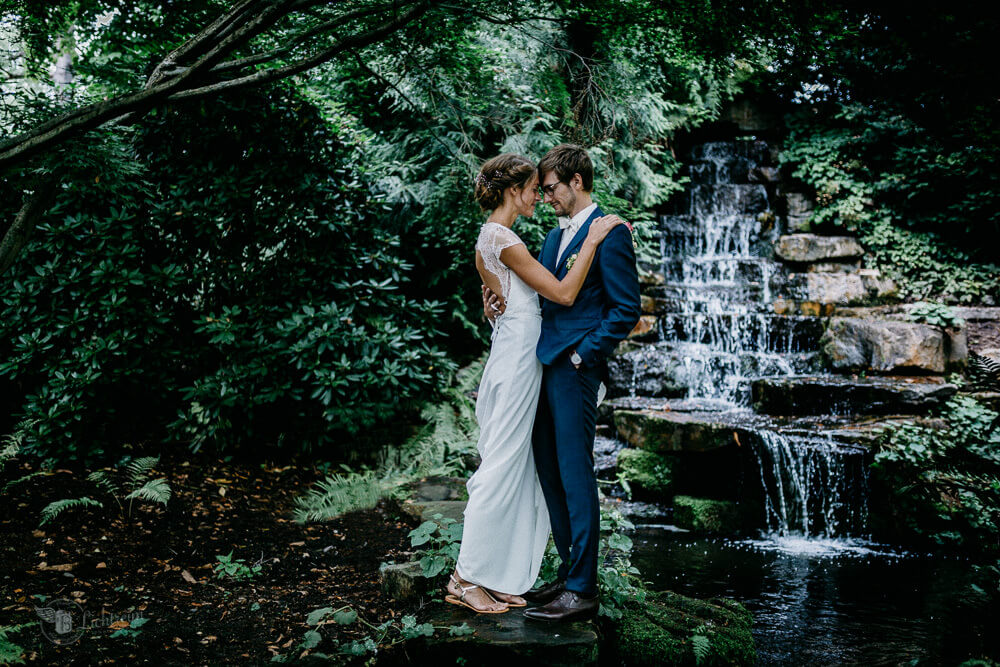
{"left": 476, "top": 222, "right": 540, "bottom": 318}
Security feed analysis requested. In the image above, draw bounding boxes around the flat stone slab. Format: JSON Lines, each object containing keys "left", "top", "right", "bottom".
{"left": 614, "top": 408, "right": 745, "bottom": 453}
{"left": 752, "top": 375, "right": 958, "bottom": 415}
{"left": 782, "top": 270, "right": 897, "bottom": 305}
{"left": 613, "top": 402, "right": 941, "bottom": 451}
{"left": 775, "top": 234, "right": 864, "bottom": 263}
{"left": 413, "top": 604, "right": 598, "bottom": 666}
{"left": 766, "top": 414, "right": 945, "bottom": 447}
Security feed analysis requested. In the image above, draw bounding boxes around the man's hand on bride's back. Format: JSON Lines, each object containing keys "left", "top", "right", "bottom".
{"left": 586, "top": 215, "right": 631, "bottom": 244}
{"left": 482, "top": 285, "right": 505, "bottom": 322}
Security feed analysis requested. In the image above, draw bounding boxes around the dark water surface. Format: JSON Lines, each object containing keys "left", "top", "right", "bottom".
{"left": 629, "top": 526, "right": 999, "bottom": 666}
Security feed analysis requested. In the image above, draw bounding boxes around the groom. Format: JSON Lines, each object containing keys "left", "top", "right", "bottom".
{"left": 521, "top": 144, "right": 641, "bottom": 621}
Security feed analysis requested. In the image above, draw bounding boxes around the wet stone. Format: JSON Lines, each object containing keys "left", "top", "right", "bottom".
{"left": 614, "top": 409, "right": 744, "bottom": 453}
{"left": 752, "top": 375, "right": 958, "bottom": 416}
{"left": 379, "top": 561, "right": 429, "bottom": 601}
{"left": 412, "top": 604, "right": 599, "bottom": 666}
{"left": 594, "top": 436, "right": 627, "bottom": 479}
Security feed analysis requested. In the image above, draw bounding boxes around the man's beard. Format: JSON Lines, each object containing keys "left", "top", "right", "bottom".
{"left": 554, "top": 191, "right": 576, "bottom": 216}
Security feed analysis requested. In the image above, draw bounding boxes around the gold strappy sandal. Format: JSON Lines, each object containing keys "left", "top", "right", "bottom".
{"left": 445, "top": 574, "right": 509, "bottom": 614}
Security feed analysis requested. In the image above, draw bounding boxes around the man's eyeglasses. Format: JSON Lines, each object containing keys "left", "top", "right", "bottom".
{"left": 539, "top": 181, "right": 563, "bottom": 196}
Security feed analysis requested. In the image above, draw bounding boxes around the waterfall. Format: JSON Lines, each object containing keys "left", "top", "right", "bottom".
{"left": 654, "top": 140, "right": 821, "bottom": 405}
{"left": 751, "top": 429, "right": 869, "bottom": 538}
{"left": 646, "top": 139, "right": 869, "bottom": 539}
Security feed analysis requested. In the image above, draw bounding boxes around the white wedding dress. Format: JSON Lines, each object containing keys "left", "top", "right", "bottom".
{"left": 454, "top": 222, "right": 550, "bottom": 595}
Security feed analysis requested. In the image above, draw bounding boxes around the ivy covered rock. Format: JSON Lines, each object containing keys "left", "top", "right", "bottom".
{"left": 616, "top": 448, "right": 675, "bottom": 499}
{"left": 611, "top": 590, "right": 755, "bottom": 666}
{"left": 672, "top": 496, "right": 740, "bottom": 534}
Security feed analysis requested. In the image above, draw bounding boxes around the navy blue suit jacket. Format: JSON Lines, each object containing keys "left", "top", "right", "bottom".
{"left": 535, "top": 206, "right": 642, "bottom": 367}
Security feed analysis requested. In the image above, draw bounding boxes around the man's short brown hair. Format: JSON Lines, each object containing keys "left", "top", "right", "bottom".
{"left": 537, "top": 144, "right": 594, "bottom": 192}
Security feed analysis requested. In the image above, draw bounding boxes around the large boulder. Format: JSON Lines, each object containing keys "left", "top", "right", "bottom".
{"left": 672, "top": 496, "right": 740, "bottom": 534}
{"left": 616, "top": 448, "right": 675, "bottom": 499}
{"left": 782, "top": 270, "right": 897, "bottom": 305}
{"left": 611, "top": 591, "right": 755, "bottom": 666}
{"left": 775, "top": 234, "right": 864, "bottom": 263}
{"left": 821, "top": 318, "right": 947, "bottom": 373}
{"left": 607, "top": 347, "right": 687, "bottom": 399}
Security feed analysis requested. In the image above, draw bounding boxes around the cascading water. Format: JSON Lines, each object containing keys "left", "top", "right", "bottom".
{"left": 642, "top": 139, "right": 868, "bottom": 539}
{"left": 656, "top": 140, "right": 821, "bottom": 405}
{"left": 752, "top": 430, "right": 869, "bottom": 538}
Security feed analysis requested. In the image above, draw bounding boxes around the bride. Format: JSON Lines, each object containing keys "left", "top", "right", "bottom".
{"left": 445, "top": 153, "right": 624, "bottom": 613}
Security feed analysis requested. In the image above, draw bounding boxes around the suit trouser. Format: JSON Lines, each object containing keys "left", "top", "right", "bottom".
{"left": 532, "top": 354, "right": 602, "bottom": 597}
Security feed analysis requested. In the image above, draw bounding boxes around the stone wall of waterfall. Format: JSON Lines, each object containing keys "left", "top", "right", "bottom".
{"left": 601, "top": 107, "right": 1000, "bottom": 542}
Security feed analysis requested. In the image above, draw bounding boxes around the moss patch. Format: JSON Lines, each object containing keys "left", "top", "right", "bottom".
{"left": 673, "top": 495, "right": 739, "bottom": 534}
{"left": 617, "top": 448, "right": 675, "bottom": 498}
{"left": 612, "top": 590, "right": 755, "bottom": 666}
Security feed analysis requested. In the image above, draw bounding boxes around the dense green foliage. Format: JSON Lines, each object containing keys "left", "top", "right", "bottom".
{"left": 873, "top": 396, "right": 1000, "bottom": 553}
{"left": 3, "top": 1, "right": 998, "bottom": 463}
{"left": 1, "top": 89, "right": 452, "bottom": 462}
{"left": 770, "top": 6, "right": 1000, "bottom": 304}
{"left": 294, "top": 358, "right": 481, "bottom": 522}
{"left": 1, "top": 1, "right": 759, "bottom": 461}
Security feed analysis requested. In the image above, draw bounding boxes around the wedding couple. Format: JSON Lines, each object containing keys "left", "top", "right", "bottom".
{"left": 445, "top": 144, "right": 641, "bottom": 622}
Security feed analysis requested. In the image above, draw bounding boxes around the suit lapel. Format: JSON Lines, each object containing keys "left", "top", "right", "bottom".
{"left": 556, "top": 206, "right": 603, "bottom": 278}
{"left": 542, "top": 228, "right": 561, "bottom": 274}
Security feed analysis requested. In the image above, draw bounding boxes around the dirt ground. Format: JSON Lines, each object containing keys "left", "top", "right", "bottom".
{"left": 0, "top": 450, "right": 422, "bottom": 664}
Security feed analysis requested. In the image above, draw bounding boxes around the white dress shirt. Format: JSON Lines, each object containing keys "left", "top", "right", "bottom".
{"left": 557, "top": 202, "right": 598, "bottom": 265}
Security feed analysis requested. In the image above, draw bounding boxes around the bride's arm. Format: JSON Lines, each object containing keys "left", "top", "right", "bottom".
{"left": 500, "top": 216, "right": 626, "bottom": 307}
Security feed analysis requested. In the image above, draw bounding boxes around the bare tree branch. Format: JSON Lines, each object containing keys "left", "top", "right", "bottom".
{"left": 0, "top": 1, "right": 429, "bottom": 170}
{"left": 0, "top": 179, "right": 58, "bottom": 276}
{"left": 166, "top": 2, "right": 428, "bottom": 101}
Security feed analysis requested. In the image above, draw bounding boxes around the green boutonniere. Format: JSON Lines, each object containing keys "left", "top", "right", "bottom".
{"left": 565, "top": 253, "right": 578, "bottom": 271}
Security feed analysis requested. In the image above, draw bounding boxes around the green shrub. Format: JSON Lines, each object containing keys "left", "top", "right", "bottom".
{"left": 0, "top": 88, "right": 454, "bottom": 462}
{"left": 872, "top": 396, "right": 1000, "bottom": 552}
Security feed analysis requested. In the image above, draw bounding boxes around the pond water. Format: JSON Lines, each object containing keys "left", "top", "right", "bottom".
{"left": 630, "top": 526, "right": 999, "bottom": 665}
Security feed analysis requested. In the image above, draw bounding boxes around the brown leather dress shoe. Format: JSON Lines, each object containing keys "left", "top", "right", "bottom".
{"left": 522, "top": 589, "right": 599, "bottom": 622}
{"left": 521, "top": 579, "right": 565, "bottom": 605}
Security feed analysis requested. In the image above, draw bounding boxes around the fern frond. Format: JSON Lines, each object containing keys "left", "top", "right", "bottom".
{"left": 124, "top": 456, "right": 160, "bottom": 487}
{"left": 2, "top": 471, "right": 50, "bottom": 494}
{"left": 124, "top": 478, "right": 171, "bottom": 506}
{"left": 39, "top": 497, "right": 102, "bottom": 526}
{"left": 1, "top": 437, "right": 18, "bottom": 466}
{"left": 293, "top": 472, "right": 387, "bottom": 523}
{"left": 691, "top": 634, "right": 712, "bottom": 665}
{"left": 0, "top": 621, "right": 35, "bottom": 665}
{"left": 86, "top": 470, "right": 121, "bottom": 496}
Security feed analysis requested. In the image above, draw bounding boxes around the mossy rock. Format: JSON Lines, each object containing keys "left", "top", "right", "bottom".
{"left": 611, "top": 590, "right": 755, "bottom": 666}
{"left": 673, "top": 495, "right": 739, "bottom": 534}
{"left": 616, "top": 448, "right": 674, "bottom": 499}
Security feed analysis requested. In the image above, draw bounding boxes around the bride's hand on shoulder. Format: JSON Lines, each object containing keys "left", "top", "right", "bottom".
{"left": 586, "top": 215, "right": 630, "bottom": 244}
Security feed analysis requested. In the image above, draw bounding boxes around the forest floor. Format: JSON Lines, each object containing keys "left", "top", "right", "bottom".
{"left": 0, "top": 450, "right": 423, "bottom": 665}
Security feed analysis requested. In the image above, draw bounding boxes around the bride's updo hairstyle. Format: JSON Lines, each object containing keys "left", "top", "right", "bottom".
{"left": 474, "top": 153, "right": 535, "bottom": 211}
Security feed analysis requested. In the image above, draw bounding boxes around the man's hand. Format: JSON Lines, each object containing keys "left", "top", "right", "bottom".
{"left": 482, "top": 285, "right": 505, "bottom": 322}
